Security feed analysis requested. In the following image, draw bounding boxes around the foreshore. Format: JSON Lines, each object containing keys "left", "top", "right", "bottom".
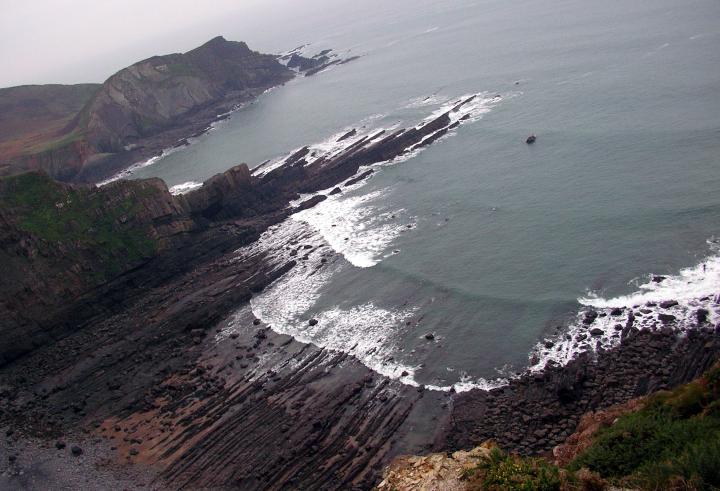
{"left": 1, "top": 95, "right": 719, "bottom": 489}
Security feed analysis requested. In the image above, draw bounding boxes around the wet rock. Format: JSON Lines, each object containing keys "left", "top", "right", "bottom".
{"left": 401, "top": 371, "right": 409, "bottom": 377}
{"left": 308, "top": 319, "right": 318, "bottom": 326}
{"left": 696, "top": 308, "right": 709, "bottom": 324}
{"left": 55, "top": 441, "right": 66, "bottom": 449}
{"left": 590, "top": 328, "right": 604, "bottom": 337}
{"left": 610, "top": 308, "right": 623, "bottom": 316}
{"left": 71, "top": 445, "right": 83, "bottom": 456}
{"left": 658, "top": 313, "right": 676, "bottom": 324}
{"left": 544, "top": 340, "right": 555, "bottom": 349}
{"left": 345, "top": 169, "right": 374, "bottom": 187}
{"left": 424, "top": 333, "right": 435, "bottom": 341}
{"left": 253, "top": 318, "right": 261, "bottom": 326}
{"left": 652, "top": 276, "right": 666, "bottom": 283}
{"left": 337, "top": 129, "right": 357, "bottom": 142}
{"left": 329, "top": 187, "right": 342, "bottom": 195}
{"left": 659, "top": 300, "right": 678, "bottom": 309}
{"left": 582, "top": 310, "right": 598, "bottom": 325}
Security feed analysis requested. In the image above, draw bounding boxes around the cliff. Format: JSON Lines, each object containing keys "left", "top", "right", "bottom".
{"left": 0, "top": 37, "right": 292, "bottom": 182}
{"left": 379, "top": 362, "right": 720, "bottom": 490}
{"left": 78, "top": 36, "right": 292, "bottom": 153}
{"left": 0, "top": 163, "right": 278, "bottom": 366}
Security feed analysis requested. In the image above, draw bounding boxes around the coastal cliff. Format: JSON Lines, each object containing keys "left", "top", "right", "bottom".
{"left": 0, "top": 37, "right": 292, "bottom": 182}
{"left": 0, "top": 163, "right": 283, "bottom": 366}
{"left": 0, "top": 98, "right": 718, "bottom": 489}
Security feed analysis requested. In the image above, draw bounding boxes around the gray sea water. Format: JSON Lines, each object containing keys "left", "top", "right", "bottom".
{"left": 125, "top": 0, "right": 720, "bottom": 389}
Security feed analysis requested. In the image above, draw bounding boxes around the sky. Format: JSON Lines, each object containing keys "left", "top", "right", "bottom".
{"left": 0, "top": 0, "right": 348, "bottom": 88}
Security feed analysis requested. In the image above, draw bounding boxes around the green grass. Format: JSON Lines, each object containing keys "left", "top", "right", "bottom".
{"left": 1, "top": 172, "right": 158, "bottom": 277}
{"left": 569, "top": 364, "right": 720, "bottom": 490}
{"left": 39, "top": 130, "right": 84, "bottom": 152}
{"left": 464, "top": 447, "right": 563, "bottom": 491}
{"left": 457, "top": 364, "right": 720, "bottom": 491}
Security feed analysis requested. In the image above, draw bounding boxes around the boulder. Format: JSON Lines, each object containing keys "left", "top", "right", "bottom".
{"left": 582, "top": 310, "right": 598, "bottom": 325}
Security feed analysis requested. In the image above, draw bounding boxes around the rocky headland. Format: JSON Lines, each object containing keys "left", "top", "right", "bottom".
{"left": 0, "top": 90, "right": 719, "bottom": 489}
{"left": 0, "top": 37, "right": 294, "bottom": 183}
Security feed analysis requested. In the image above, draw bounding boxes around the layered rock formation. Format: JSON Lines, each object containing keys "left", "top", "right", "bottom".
{"left": 1, "top": 99, "right": 719, "bottom": 489}
{"left": 80, "top": 36, "right": 291, "bottom": 153}
{"left": 0, "top": 37, "right": 293, "bottom": 182}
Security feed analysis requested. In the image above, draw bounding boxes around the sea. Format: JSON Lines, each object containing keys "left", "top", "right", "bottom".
{"left": 114, "top": 0, "right": 720, "bottom": 391}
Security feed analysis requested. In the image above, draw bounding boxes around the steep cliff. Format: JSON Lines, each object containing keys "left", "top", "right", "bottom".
{"left": 78, "top": 36, "right": 292, "bottom": 153}
{"left": 0, "top": 163, "right": 283, "bottom": 366}
{"left": 0, "top": 37, "right": 292, "bottom": 182}
{"left": 0, "top": 172, "right": 193, "bottom": 364}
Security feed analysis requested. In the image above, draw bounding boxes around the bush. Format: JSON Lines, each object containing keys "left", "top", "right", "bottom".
{"left": 569, "top": 364, "right": 720, "bottom": 490}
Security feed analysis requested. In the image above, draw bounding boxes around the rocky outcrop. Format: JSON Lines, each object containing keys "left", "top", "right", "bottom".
{"left": 439, "top": 327, "right": 720, "bottom": 457}
{"left": 0, "top": 163, "right": 294, "bottom": 366}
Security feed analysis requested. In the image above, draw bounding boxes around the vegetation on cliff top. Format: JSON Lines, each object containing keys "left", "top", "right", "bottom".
{"left": 0, "top": 172, "right": 158, "bottom": 276}
{"left": 451, "top": 363, "right": 720, "bottom": 490}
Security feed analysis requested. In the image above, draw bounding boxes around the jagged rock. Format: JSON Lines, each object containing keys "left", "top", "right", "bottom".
{"left": 582, "top": 310, "right": 598, "bottom": 325}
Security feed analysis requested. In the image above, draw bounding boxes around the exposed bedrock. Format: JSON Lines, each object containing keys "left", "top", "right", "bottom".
{"left": 439, "top": 327, "right": 720, "bottom": 457}
{"left": 2, "top": 92, "right": 718, "bottom": 488}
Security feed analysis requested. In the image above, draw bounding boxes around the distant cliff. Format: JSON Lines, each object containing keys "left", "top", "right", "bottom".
{"left": 0, "top": 37, "right": 292, "bottom": 182}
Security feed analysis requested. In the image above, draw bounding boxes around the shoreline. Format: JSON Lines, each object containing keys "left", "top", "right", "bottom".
{"left": 1, "top": 92, "right": 719, "bottom": 489}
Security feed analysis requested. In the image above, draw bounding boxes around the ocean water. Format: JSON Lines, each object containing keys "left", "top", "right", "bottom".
{"left": 124, "top": 0, "right": 720, "bottom": 390}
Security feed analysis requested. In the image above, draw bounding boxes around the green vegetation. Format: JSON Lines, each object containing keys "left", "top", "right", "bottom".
{"left": 569, "top": 363, "right": 720, "bottom": 490}
{"left": 0, "top": 172, "right": 158, "bottom": 277}
{"left": 37, "top": 129, "right": 84, "bottom": 153}
{"left": 458, "top": 363, "right": 720, "bottom": 490}
{"left": 463, "top": 447, "right": 564, "bottom": 490}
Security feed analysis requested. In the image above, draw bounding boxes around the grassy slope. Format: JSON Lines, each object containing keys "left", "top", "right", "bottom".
{"left": 0, "top": 84, "right": 100, "bottom": 160}
{"left": 459, "top": 362, "right": 720, "bottom": 491}
{"left": 0, "top": 172, "right": 158, "bottom": 277}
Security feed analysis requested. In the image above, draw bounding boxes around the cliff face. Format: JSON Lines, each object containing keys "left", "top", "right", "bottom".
{"left": 0, "top": 163, "right": 281, "bottom": 365}
{"left": 0, "top": 37, "right": 292, "bottom": 182}
{"left": 79, "top": 36, "right": 292, "bottom": 153}
{"left": 0, "top": 172, "right": 194, "bottom": 365}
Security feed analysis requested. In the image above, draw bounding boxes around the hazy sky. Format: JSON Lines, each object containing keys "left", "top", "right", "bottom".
{"left": 0, "top": 0, "right": 348, "bottom": 88}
